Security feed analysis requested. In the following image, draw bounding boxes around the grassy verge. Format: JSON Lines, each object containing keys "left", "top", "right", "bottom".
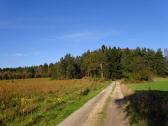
{"left": 123, "top": 78, "right": 168, "bottom": 126}
{"left": 51, "top": 80, "right": 110, "bottom": 126}
{"left": 128, "top": 78, "right": 168, "bottom": 91}
{"left": 0, "top": 78, "right": 111, "bottom": 126}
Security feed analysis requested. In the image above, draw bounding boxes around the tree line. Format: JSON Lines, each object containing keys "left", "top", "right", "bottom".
{"left": 0, "top": 45, "right": 168, "bottom": 81}
{"left": 0, "top": 64, "right": 51, "bottom": 80}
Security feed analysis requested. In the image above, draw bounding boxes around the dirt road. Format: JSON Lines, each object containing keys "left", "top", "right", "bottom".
{"left": 58, "top": 82, "right": 129, "bottom": 126}
{"left": 104, "top": 82, "right": 130, "bottom": 126}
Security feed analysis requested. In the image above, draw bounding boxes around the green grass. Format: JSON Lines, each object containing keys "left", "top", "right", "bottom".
{"left": 125, "top": 78, "right": 168, "bottom": 126}
{"left": 128, "top": 78, "right": 168, "bottom": 91}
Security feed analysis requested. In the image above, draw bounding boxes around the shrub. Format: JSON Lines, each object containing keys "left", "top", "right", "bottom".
{"left": 80, "top": 88, "right": 90, "bottom": 96}
{"left": 126, "top": 69, "right": 153, "bottom": 82}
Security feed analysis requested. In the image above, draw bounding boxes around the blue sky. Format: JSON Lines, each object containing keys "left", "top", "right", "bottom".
{"left": 0, "top": 0, "right": 168, "bottom": 68}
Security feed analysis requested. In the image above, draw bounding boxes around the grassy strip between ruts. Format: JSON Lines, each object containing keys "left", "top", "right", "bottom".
{"left": 0, "top": 78, "right": 111, "bottom": 126}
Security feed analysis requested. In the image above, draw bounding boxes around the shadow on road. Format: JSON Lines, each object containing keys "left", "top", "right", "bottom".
{"left": 115, "top": 90, "right": 168, "bottom": 126}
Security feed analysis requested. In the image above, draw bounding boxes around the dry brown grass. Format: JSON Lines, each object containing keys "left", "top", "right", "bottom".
{"left": 0, "top": 78, "right": 93, "bottom": 99}
{"left": 0, "top": 78, "right": 105, "bottom": 126}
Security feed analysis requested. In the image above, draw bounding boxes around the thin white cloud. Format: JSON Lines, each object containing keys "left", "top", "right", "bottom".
{"left": 3, "top": 52, "right": 40, "bottom": 57}
{"left": 62, "top": 32, "right": 89, "bottom": 38}
{"left": 13, "top": 53, "right": 26, "bottom": 57}
{"left": 0, "top": 21, "right": 10, "bottom": 26}
{"left": 48, "top": 30, "right": 120, "bottom": 41}
{"left": 48, "top": 32, "right": 89, "bottom": 40}
{"left": 0, "top": 20, "right": 49, "bottom": 29}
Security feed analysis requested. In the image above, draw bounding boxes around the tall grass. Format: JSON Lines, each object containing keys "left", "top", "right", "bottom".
{"left": 0, "top": 78, "right": 109, "bottom": 126}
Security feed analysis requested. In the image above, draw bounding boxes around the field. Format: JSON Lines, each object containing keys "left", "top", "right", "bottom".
{"left": 128, "top": 78, "right": 168, "bottom": 91}
{"left": 0, "top": 78, "right": 110, "bottom": 126}
{"left": 123, "top": 78, "right": 168, "bottom": 126}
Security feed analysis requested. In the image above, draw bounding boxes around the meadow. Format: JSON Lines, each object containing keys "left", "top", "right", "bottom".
{"left": 123, "top": 78, "right": 168, "bottom": 126}
{"left": 0, "top": 78, "right": 110, "bottom": 126}
{"left": 128, "top": 78, "right": 168, "bottom": 91}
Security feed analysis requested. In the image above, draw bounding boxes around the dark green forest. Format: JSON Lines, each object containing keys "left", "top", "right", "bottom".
{"left": 1, "top": 45, "right": 168, "bottom": 81}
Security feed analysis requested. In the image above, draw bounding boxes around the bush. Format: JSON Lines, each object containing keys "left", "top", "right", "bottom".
{"left": 126, "top": 69, "right": 153, "bottom": 82}
{"left": 80, "top": 88, "right": 90, "bottom": 96}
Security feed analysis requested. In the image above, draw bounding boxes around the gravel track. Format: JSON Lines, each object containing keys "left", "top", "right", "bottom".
{"left": 58, "top": 82, "right": 129, "bottom": 126}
